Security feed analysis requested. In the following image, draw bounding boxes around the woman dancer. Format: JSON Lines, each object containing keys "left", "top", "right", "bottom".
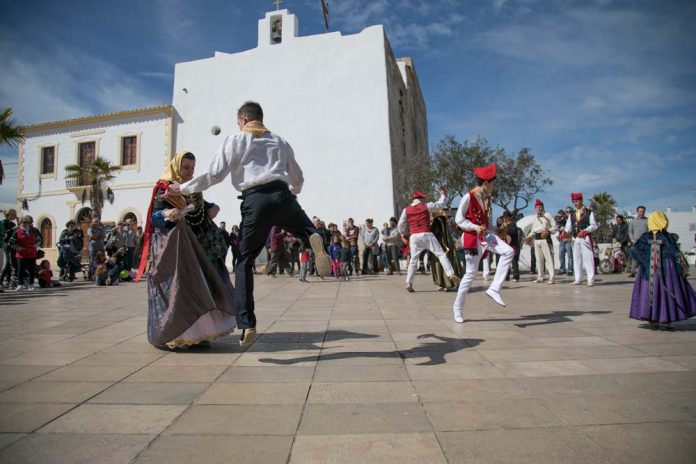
{"left": 138, "top": 151, "right": 236, "bottom": 348}
{"left": 629, "top": 211, "right": 696, "bottom": 330}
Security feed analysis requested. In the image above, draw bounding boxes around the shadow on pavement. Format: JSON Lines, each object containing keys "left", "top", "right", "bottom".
{"left": 464, "top": 310, "right": 612, "bottom": 328}
{"left": 257, "top": 332, "right": 483, "bottom": 366}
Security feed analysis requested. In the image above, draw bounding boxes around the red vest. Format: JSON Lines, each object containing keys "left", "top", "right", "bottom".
{"left": 462, "top": 191, "right": 488, "bottom": 250}
{"left": 15, "top": 227, "right": 38, "bottom": 259}
{"left": 405, "top": 203, "right": 431, "bottom": 234}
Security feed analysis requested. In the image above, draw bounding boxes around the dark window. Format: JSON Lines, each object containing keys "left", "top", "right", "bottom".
{"left": 122, "top": 136, "right": 137, "bottom": 166}
{"left": 41, "top": 146, "right": 55, "bottom": 174}
{"left": 78, "top": 142, "right": 95, "bottom": 168}
{"left": 40, "top": 218, "right": 53, "bottom": 248}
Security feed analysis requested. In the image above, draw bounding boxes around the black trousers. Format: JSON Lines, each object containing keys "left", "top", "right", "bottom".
{"left": 17, "top": 258, "right": 36, "bottom": 286}
{"left": 235, "top": 181, "right": 317, "bottom": 329}
{"left": 267, "top": 249, "right": 292, "bottom": 275}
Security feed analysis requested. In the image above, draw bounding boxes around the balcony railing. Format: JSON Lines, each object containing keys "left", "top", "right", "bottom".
{"left": 65, "top": 177, "right": 91, "bottom": 189}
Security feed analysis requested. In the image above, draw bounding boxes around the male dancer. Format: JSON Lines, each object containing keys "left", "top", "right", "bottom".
{"left": 452, "top": 164, "right": 513, "bottom": 323}
{"left": 565, "top": 192, "right": 597, "bottom": 286}
{"left": 526, "top": 199, "right": 557, "bottom": 283}
{"left": 398, "top": 188, "right": 461, "bottom": 292}
{"left": 169, "top": 101, "right": 331, "bottom": 346}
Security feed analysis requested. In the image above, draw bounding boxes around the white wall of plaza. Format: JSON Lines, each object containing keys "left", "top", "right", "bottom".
{"left": 665, "top": 207, "right": 696, "bottom": 251}
{"left": 15, "top": 9, "right": 428, "bottom": 266}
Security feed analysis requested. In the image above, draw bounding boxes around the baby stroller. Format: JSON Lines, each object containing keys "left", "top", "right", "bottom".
{"left": 57, "top": 244, "right": 85, "bottom": 281}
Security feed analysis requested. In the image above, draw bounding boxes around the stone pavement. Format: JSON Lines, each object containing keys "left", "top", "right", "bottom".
{"left": 0, "top": 271, "right": 695, "bottom": 464}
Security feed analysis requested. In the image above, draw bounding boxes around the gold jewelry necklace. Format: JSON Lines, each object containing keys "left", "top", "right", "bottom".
{"left": 183, "top": 193, "right": 206, "bottom": 226}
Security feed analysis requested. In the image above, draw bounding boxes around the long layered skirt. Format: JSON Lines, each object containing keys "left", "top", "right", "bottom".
{"left": 147, "top": 223, "right": 236, "bottom": 348}
{"left": 629, "top": 260, "right": 696, "bottom": 323}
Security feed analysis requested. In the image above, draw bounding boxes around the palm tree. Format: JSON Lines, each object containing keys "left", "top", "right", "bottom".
{"left": 0, "top": 108, "right": 24, "bottom": 147}
{"left": 590, "top": 191, "right": 618, "bottom": 242}
{"left": 64, "top": 156, "right": 121, "bottom": 220}
{"left": 0, "top": 108, "right": 24, "bottom": 185}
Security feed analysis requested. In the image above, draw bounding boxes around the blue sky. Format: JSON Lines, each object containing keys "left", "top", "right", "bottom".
{"left": 1, "top": 0, "right": 695, "bottom": 216}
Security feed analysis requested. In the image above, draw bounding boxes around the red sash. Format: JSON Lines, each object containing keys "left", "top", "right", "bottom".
{"left": 135, "top": 180, "right": 169, "bottom": 282}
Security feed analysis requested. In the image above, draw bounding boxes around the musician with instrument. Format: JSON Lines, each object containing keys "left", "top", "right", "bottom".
{"left": 526, "top": 199, "right": 557, "bottom": 284}
{"left": 497, "top": 211, "right": 522, "bottom": 281}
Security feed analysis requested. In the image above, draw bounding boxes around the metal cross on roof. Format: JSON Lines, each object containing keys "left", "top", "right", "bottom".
{"left": 274, "top": 0, "right": 282, "bottom": 10}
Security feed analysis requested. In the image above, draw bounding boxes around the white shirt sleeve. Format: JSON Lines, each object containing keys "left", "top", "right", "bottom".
{"left": 427, "top": 193, "right": 447, "bottom": 212}
{"left": 397, "top": 209, "right": 409, "bottom": 236}
{"left": 455, "top": 194, "right": 478, "bottom": 232}
{"left": 585, "top": 212, "right": 598, "bottom": 233}
{"left": 284, "top": 142, "right": 304, "bottom": 195}
{"left": 547, "top": 213, "right": 558, "bottom": 233}
{"left": 180, "top": 135, "right": 236, "bottom": 195}
{"left": 565, "top": 216, "right": 572, "bottom": 233}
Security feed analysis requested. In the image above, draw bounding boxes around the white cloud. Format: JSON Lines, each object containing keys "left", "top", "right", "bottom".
{"left": 0, "top": 40, "right": 164, "bottom": 125}
{"left": 329, "top": 0, "right": 468, "bottom": 49}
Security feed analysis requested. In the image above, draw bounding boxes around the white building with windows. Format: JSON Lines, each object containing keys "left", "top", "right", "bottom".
{"left": 18, "top": 106, "right": 174, "bottom": 263}
{"left": 16, "top": 8, "right": 428, "bottom": 265}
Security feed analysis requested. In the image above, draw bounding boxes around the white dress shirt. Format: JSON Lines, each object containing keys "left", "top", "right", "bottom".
{"left": 180, "top": 131, "right": 305, "bottom": 195}
{"left": 527, "top": 212, "right": 557, "bottom": 237}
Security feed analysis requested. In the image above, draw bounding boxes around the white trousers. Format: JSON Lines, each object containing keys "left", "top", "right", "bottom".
{"left": 534, "top": 239, "right": 555, "bottom": 281}
{"left": 572, "top": 236, "right": 595, "bottom": 284}
{"left": 406, "top": 232, "right": 454, "bottom": 285}
{"left": 453, "top": 232, "right": 513, "bottom": 313}
{"left": 482, "top": 255, "right": 490, "bottom": 278}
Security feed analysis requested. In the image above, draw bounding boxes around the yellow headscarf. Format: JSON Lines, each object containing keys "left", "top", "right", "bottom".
{"left": 241, "top": 120, "right": 270, "bottom": 138}
{"left": 160, "top": 151, "right": 193, "bottom": 183}
{"left": 647, "top": 211, "right": 668, "bottom": 235}
{"left": 158, "top": 151, "right": 191, "bottom": 209}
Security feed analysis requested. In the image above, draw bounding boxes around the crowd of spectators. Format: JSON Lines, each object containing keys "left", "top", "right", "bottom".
{"left": 0, "top": 204, "right": 677, "bottom": 293}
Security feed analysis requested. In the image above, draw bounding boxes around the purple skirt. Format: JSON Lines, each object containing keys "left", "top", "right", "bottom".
{"left": 629, "top": 260, "right": 696, "bottom": 323}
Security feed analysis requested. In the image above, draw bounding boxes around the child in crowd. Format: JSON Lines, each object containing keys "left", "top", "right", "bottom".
{"left": 94, "top": 248, "right": 125, "bottom": 286}
{"left": 298, "top": 244, "right": 310, "bottom": 283}
{"left": 328, "top": 235, "right": 343, "bottom": 279}
{"left": 37, "top": 260, "right": 61, "bottom": 288}
{"left": 349, "top": 237, "right": 359, "bottom": 276}
{"left": 340, "top": 239, "right": 353, "bottom": 281}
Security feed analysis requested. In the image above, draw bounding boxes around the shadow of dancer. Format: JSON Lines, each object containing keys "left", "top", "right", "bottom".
{"left": 463, "top": 310, "right": 611, "bottom": 328}
{"left": 258, "top": 333, "right": 483, "bottom": 366}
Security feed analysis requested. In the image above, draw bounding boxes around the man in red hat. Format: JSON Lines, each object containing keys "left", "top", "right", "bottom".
{"left": 452, "top": 164, "right": 513, "bottom": 321}
{"left": 525, "top": 198, "right": 557, "bottom": 283}
{"left": 398, "top": 187, "right": 461, "bottom": 292}
{"left": 565, "top": 193, "right": 598, "bottom": 286}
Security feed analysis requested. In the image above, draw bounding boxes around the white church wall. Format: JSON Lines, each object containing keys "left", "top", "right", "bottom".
{"left": 172, "top": 14, "right": 400, "bottom": 229}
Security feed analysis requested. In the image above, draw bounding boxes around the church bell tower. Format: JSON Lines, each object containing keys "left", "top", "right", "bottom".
{"left": 258, "top": 9, "right": 299, "bottom": 47}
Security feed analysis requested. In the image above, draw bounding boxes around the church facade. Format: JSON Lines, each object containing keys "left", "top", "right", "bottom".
{"left": 16, "top": 9, "right": 428, "bottom": 264}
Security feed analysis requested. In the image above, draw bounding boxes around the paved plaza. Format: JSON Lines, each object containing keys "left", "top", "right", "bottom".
{"left": 0, "top": 271, "right": 695, "bottom": 463}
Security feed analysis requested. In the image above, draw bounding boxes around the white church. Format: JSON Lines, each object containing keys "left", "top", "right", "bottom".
{"left": 16, "top": 8, "right": 428, "bottom": 265}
